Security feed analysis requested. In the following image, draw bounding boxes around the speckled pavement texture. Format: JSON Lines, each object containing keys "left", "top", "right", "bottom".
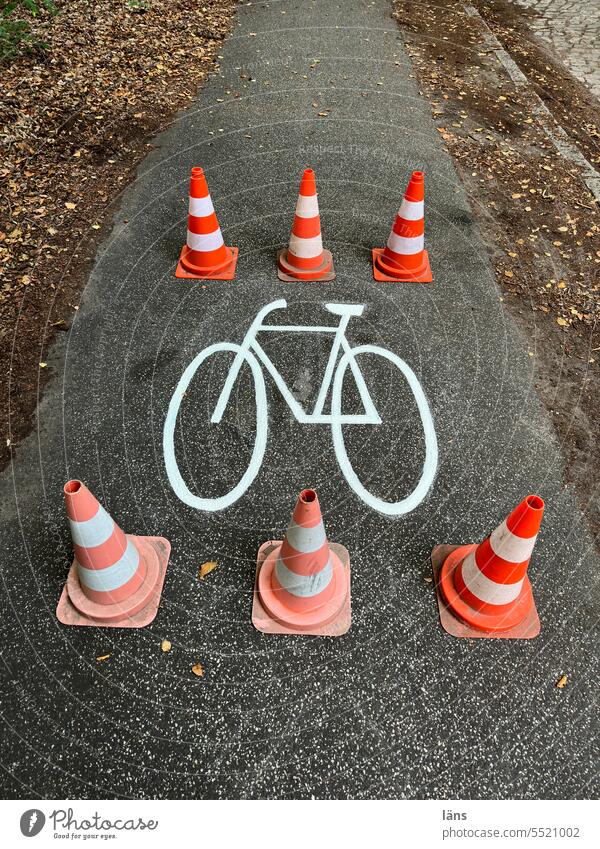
{"left": 1, "top": 0, "right": 599, "bottom": 799}
{"left": 513, "top": 0, "right": 600, "bottom": 98}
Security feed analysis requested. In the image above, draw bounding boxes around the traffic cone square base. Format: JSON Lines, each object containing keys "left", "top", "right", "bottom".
{"left": 175, "top": 246, "right": 239, "bottom": 280}
{"left": 371, "top": 248, "right": 433, "bottom": 283}
{"left": 277, "top": 249, "right": 336, "bottom": 282}
{"left": 56, "top": 536, "right": 170, "bottom": 628}
{"left": 431, "top": 544, "right": 541, "bottom": 640}
{"left": 252, "top": 540, "right": 351, "bottom": 636}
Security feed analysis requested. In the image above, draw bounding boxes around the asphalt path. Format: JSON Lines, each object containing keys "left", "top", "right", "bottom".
{"left": 1, "top": 0, "right": 598, "bottom": 798}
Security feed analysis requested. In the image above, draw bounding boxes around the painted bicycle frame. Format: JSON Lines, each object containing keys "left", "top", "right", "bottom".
{"left": 163, "top": 299, "right": 438, "bottom": 515}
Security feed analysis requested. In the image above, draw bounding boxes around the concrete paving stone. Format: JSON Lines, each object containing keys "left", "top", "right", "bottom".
{"left": 515, "top": 0, "right": 600, "bottom": 97}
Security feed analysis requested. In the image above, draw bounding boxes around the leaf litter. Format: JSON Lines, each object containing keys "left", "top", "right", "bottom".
{"left": 394, "top": 0, "right": 600, "bottom": 544}
{"left": 0, "top": 0, "right": 236, "bottom": 469}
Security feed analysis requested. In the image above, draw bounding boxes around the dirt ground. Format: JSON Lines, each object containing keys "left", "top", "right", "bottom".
{"left": 0, "top": 0, "right": 236, "bottom": 469}
{"left": 393, "top": 0, "right": 600, "bottom": 543}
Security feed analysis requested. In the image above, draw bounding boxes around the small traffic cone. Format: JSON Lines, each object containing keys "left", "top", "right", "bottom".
{"left": 372, "top": 170, "right": 432, "bottom": 282}
{"left": 432, "top": 494, "right": 544, "bottom": 639}
{"left": 252, "top": 488, "right": 351, "bottom": 636}
{"left": 175, "top": 167, "right": 238, "bottom": 280}
{"left": 277, "top": 168, "right": 335, "bottom": 281}
{"left": 56, "top": 480, "right": 171, "bottom": 628}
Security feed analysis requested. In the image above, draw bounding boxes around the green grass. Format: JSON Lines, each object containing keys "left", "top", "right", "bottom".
{"left": 0, "top": 0, "right": 57, "bottom": 61}
{"left": 126, "top": 0, "right": 150, "bottom": 11}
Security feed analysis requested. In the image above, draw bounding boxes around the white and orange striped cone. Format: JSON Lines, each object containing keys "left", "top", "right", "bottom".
{"left": 175, "top": 166, "right": 238, "bottom": 280}
{"left": 252, "top": 488, "right": 351, "bottom": 636}
{"left": 56, "top": 480, "right": 171, "bottom": 628}
{"left": 432, "top": 494, "right": 544, "bottom": 639}
{"left": 277, "top": 168, "right": 336, "bottom": 281}
{"left": 372, "top": 170, "right": 433, "bottom": 282}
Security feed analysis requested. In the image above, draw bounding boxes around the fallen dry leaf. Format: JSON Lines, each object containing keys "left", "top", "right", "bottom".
{"left": 0, "top": 0, "right": 237, "bottom": 475}
{"left": 199, "top": 560, "right": 218, "bottom": 580}
{"left": 39, "top": 362, "right": 47, "bottom": 368}
{"left": 161, "top": 639, "right": 172, "bottom": 653}
{"left": 96, "top": 654, "right": 110, "bottom": 662}
{"left": 556, "top": 674, "right": 568, "bottom": 689}
{"left": 392, "top": 0, "right": 600, "bottom": 563}
{"left": 191, "top": 663, "right": 204, "bottom": 677}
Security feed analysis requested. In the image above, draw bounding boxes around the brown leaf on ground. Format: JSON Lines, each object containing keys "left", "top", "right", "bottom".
{"left": 393, "top": 0, "right": 600, "bottom": 546}
{"left": 161, "top": 640, "right": 172, "bottom": 653}
{"left": 96, "top": 654, "right": 111, "bottom": 662}
{"left": 556, "top": 674, "right": 568, "bottom": 689}
{"left": 199, "top": 561, "right": 218, "bottom": 580}
{"left": 0, "top": 0, "right": 236, "bottom": 473}
{"left": 191, "top": 663, "right": 205, "bottom": 677}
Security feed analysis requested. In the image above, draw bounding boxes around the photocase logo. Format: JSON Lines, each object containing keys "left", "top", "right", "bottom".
{"left": 20, "top": 809, "right": 46, "bottom": 837}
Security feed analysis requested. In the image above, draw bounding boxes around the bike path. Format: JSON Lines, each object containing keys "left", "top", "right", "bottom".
{"left": 1, "top": 0, "right": 598, "bottom": 798}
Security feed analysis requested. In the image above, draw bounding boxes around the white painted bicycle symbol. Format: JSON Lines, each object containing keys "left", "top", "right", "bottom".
{"left": 163, "top": 299, "right": 438, "bottom": 515}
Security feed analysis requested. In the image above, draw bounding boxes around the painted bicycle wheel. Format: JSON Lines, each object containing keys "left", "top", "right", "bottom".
{"left": 330, "top": 344, "right": 438, "bottom": 516}
{"left": 163, "top": 343, "right": 268, "bottom": 511}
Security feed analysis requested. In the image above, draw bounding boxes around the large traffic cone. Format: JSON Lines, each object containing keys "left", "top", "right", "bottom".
{"left": 56, "top": 480, "right": 171, "bottom": 628}
{"left": 175, "top": 167, "right": 238, "bottom": 280}
{"left": 432, "top": 494, "right": 543, "bottom": 639}
{"left": 252, "top": 488, "right": 350, "bottom": 635}
{"left": 277, "top": 168, "right": 336, "bottom": 281}
{"left": 372, "top": 170, "right": 432, "bottom": 282}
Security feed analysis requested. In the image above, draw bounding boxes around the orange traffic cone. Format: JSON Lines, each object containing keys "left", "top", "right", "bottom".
{"left": 372, "top": 170, "right": 432, "bottom": 282}
{"left": 278, "top": 168, "right": 335, "bottom": 281}
{"left": 175, "top": 167, "right": 238, "bottom": 280}
{"left": 56, "top": 480, "right": 171, "bottom": 628}
{"left": 432, "top": 494, "right": 544, "bottom": 639}
{"left": 252, "top": 488, "right": 351, "bottom": 635}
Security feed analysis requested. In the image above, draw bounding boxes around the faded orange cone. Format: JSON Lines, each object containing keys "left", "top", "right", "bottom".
{"left": 56, "top": 480, "right": 170, "bottom": 628}
{"left": 372, "top": 170, "right": 432, "bottom": 282}
{"left": 432, "top": 494, "right": 544, "bottom": 639}
{"left": 252, "top": 488, "right": 351, "bottom": 635}
{"left": 176, "top": 166, "right": 238, "bottom": 280}
{"left": 278, "top": 168, "right": 335, "bottom": 281}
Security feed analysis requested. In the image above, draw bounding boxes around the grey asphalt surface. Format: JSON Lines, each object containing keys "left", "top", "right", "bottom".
{"left": 1, "top": 0, "right": 599, "bottom": 799}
